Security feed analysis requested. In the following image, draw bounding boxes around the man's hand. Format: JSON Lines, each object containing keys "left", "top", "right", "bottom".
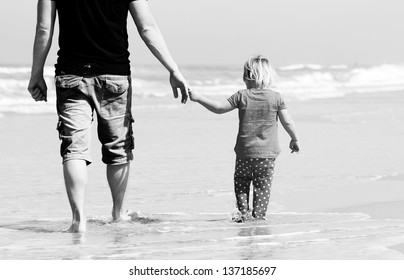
{"left": 169, "top": 70, "right": 190, "bottom": 104}
{"left": 28, "top": 76, "right": 48, "bottom": 102}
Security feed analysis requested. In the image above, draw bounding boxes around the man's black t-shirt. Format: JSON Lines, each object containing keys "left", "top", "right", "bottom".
{"left": 52, "top": 0, "right": 136, "bottom": 76}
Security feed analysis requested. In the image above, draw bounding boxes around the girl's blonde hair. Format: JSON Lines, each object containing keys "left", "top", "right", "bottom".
{"left": 243, "top": 55, "right": 277, "bottom": 88}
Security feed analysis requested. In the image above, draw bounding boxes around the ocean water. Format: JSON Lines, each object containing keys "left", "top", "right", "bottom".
{"left": 2, "top": 212, "right": 404, "bottom": 260}
{"left": 2, "top": 63, "right": 404, "bottom": 114}
{"left": 1, "top": 64, "right": 404, "bottom": 260}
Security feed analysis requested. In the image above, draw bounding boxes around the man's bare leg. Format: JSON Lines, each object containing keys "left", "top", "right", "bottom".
{"left": 107, "top": 162, "right": 131, "bottom": 221}
{"left": 63, "top": 159, "right": 88, "bottom": 233}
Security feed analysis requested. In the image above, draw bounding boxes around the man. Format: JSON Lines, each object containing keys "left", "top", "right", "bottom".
{"left": 27, "top": 0, "right": 191, "bottom": 233}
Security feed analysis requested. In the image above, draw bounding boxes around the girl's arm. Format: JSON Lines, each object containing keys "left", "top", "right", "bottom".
{"left": 278, "top": 109, "right": 300, "bottom": 153}
{"left": 189, "top": 91, "right": 235, "bottom": 114}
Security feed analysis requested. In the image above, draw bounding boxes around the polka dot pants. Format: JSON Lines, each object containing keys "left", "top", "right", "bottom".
{"left": 234, "top": 157, "right": 275, "bottom": 219}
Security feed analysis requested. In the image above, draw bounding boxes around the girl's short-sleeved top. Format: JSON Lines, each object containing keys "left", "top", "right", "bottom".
{"left": 228, "top": 88, "right": 287, "bottom": 159}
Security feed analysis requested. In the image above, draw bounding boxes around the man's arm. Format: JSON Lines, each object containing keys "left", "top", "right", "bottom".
{"left": 129, "top": 0, "right": 190, "bottom": 103}
{"left": 27, "top": 0, "right": 56, "bottom": 102}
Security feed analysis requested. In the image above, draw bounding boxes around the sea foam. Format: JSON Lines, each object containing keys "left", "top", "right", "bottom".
{"left": 1, "top": 63, "right": 404, "bottom": 114}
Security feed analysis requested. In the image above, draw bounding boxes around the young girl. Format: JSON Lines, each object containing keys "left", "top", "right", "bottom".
{"left": 189, "top": 55, "right": 299, "bottom": 222}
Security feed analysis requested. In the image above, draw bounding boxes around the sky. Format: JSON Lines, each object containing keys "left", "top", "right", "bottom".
{"left": 1, "top": 0, "right": 404, "bottom": 67}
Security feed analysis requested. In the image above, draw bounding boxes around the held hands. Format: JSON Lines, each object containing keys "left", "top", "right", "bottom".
{"left": 289, "top": 139, "right": 300, "bottom": 153}
{"left": 169, "top": 70, "right": 191, "bottom": 104}
{"left": 28, "top": 76, "right": 48, "bottom": 102}
{"left": 188, "top": 89, "right": 200, "bottom": 102}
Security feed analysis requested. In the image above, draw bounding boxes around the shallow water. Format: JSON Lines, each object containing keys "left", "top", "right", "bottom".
{"left": 2, "top": 211, "right": 404, "bottom": 259}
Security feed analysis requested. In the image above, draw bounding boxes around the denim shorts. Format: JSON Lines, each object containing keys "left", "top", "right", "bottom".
{"left": 55, "top": 74, "right": 134, "bottom": 165}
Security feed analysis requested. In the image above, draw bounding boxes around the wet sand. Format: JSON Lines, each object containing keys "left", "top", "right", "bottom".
{"left": 1, "top": 90, "right": 404, "bottom": 259}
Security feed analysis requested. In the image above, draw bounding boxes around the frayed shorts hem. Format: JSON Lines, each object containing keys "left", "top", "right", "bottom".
{"left": 62, "top": 155, "right": 92, "bottom": 166}
{"left": 102, "top": 154, "right": 134, "bottom": 165}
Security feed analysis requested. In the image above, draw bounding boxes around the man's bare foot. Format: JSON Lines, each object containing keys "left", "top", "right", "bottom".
{"left": 111, "top": 209, "right": 132, "bottom": 223}
{"left": 63, "top": 220, "right": 87, "bottom": 233}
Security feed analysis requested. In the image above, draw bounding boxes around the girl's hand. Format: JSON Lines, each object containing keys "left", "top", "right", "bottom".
{"left": 289, "top": 139, "right": 299, "bottom": 153}
{"left": 188, "top": 89, "right": 200, "bottom": 102}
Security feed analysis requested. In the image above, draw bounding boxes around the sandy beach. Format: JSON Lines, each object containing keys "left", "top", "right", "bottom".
{"left": 1, "top": 85, "right": 404, "bottom": 259}
{"left": 275, "top": 91, "right": 404, "bottom": 215}
{"left": 2, "top": 5, "right": 404, "bottom": 280}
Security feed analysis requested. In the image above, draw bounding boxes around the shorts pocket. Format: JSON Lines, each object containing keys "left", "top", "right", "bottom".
{"left": 128, "top": 115, "right": 135, "bottom": 150}
{"left": 56, "top": 119, "right": 63, "bottom": 140}
{"left": 100, "top": 78, "right": 130, "bottom": 119}
{"left": 55, "top": 75, "right": 83, "bottom": 89}
{"left": 105, "top": 78, "right": 129, "bottom": 95}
